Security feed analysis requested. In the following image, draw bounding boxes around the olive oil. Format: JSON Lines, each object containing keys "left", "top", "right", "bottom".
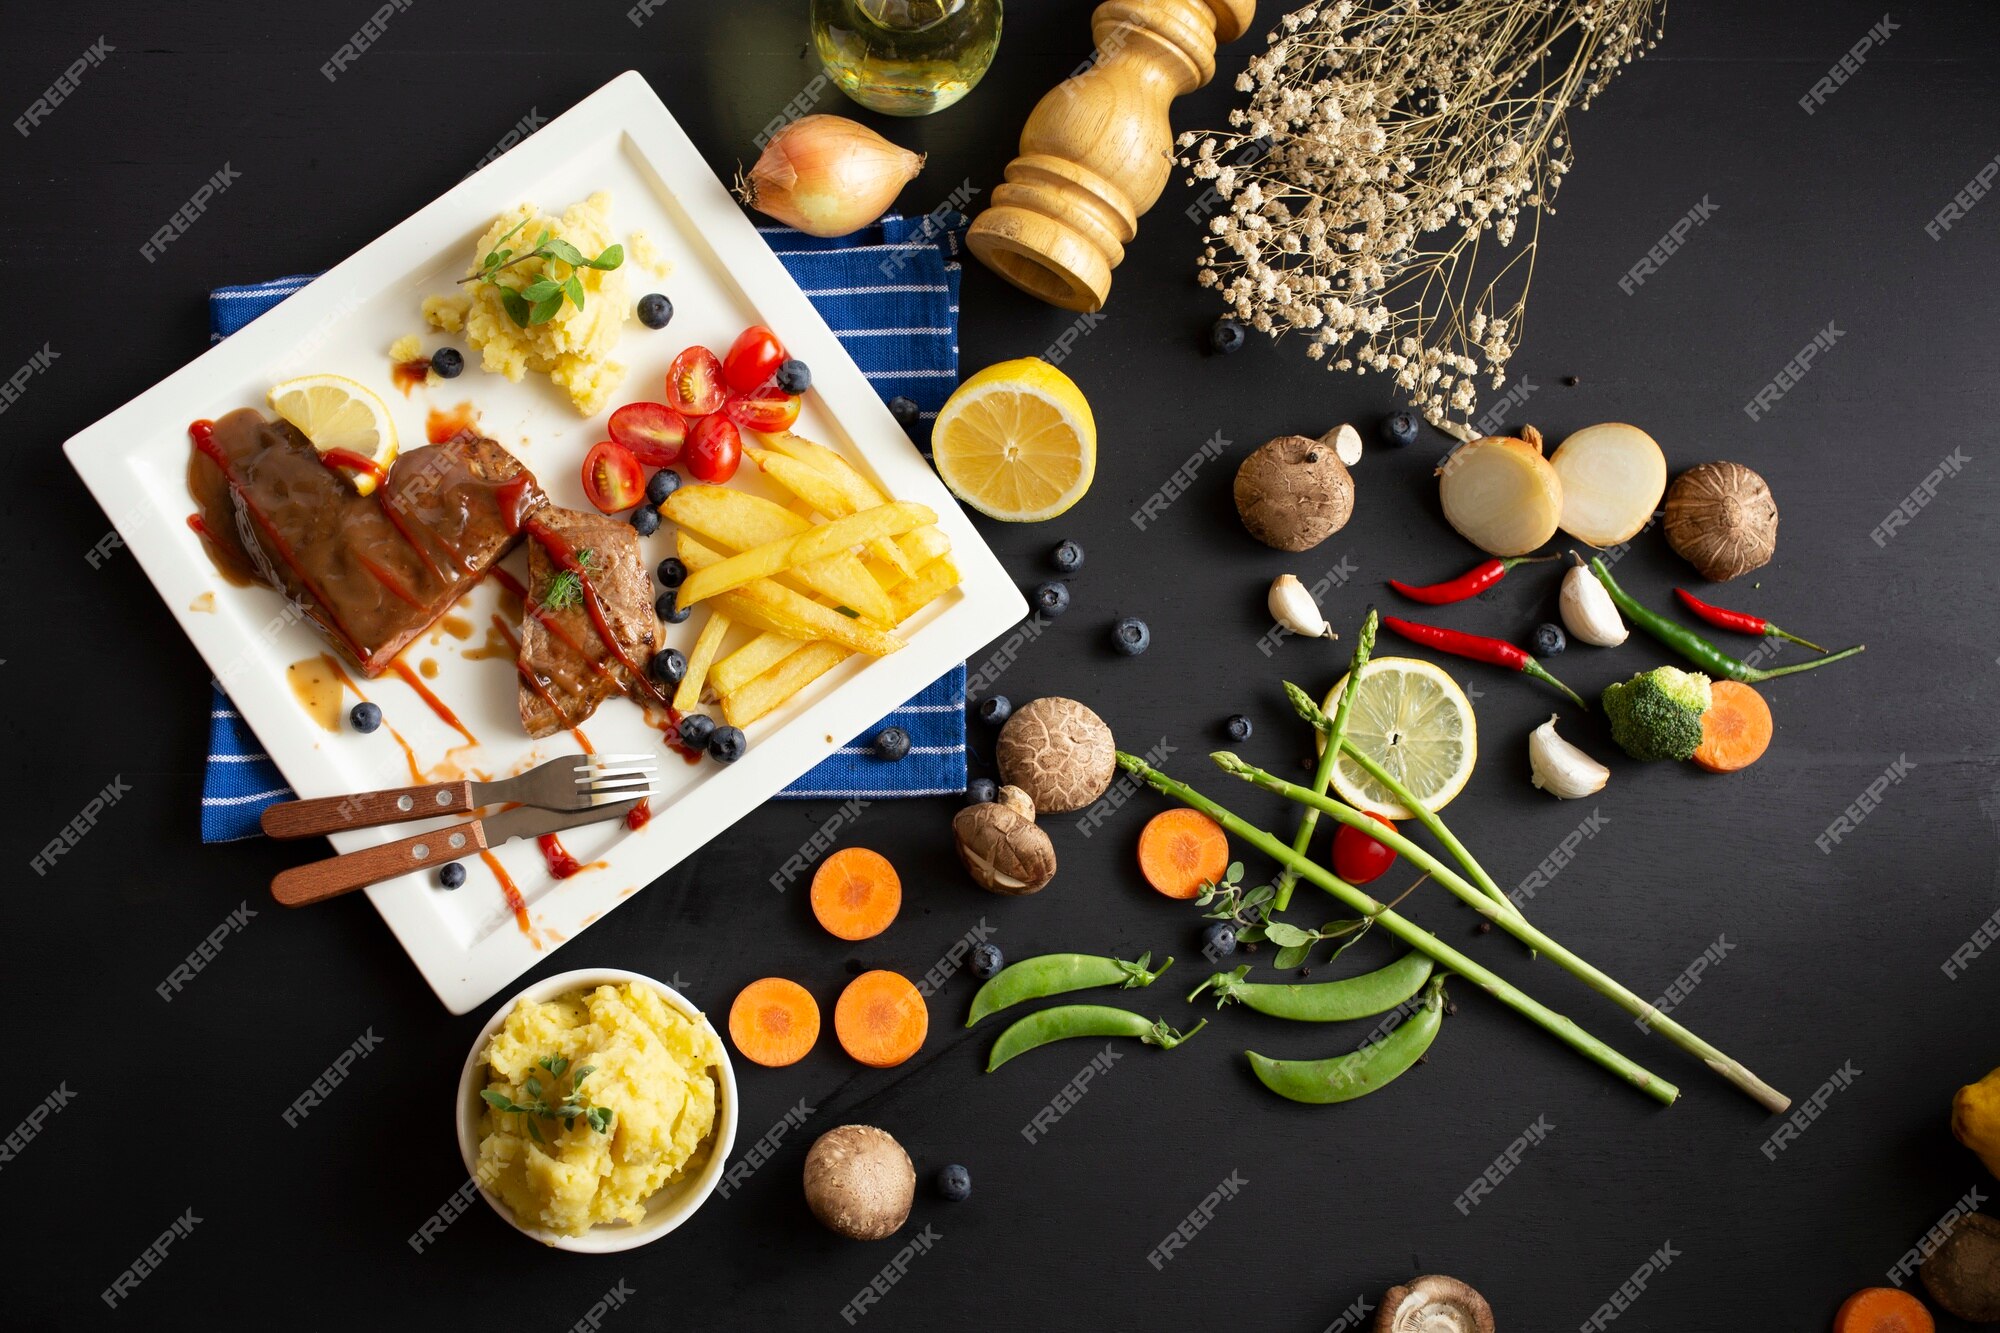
{"left": 811, "top": 0, "right": 1002, "bottom": 117}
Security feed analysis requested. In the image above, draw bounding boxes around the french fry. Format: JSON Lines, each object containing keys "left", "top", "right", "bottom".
{"left": 721, "top": 640, "right": 851, "bottom": 728}
{"left": 750, "top": 447, "right": 914, "bottom": 577}
{"left": 886, "top": 556, "right": 961, "bottom": 623}
{"left": 672, "top": 609, "right": 732, "bottom": 713}
{"left": 897, "top": 522, "right": 953, "bottom": 568}
{"left": 678, "top": 532, "right": 905, "bottom": 657}
{"left": 711, "top": 630, "right": 804, "bottom": 697}
{"left": 675, "top": 502, "right": 935, "bottom": 610}
{"left": 662, "top": 486, "right": 894, "bottom": 624}
{"left": 759, "top": 430, "right": 947, "bottom": 572}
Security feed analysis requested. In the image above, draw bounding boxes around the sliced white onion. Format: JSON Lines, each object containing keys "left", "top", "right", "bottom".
{"left": 1551, "top": 422, "right": 1667, "bottom": 546}
{"left": 1437, "top": 432, "right": 1563, "bottom": 557}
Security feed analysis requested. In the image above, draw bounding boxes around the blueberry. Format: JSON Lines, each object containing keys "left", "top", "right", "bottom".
{"left": 708, "top": 725, "right": 747, "bottom": 764}
{"left": 1531, "top": 622, "right": 1567, "bottom": 657}
{"left": 1380, "top": 410, "right": 1420, "bottom": 448}
{"left": 678, "top": 713, "right": 716, "bottom": 751}
{"left": 975, "top": 695, "right": 1012, "bottom": 727}
{"left": 1050, "top": 540, "right": 1084, "bottom": 574}
{"left": 645, "top": 468, "right": 681, "bottom": 506}
{"left": 629, "top": 504, "right": 661, "bottom": 537}
{"left": 775, "top": 358, "right": 812, "bottom": 394}
{"left": 1203, "top": 922, "right": 1238, "bottom": 957}
{"left": 1225, "top": 714, "right": 1253, "bottom": 742}
{"left": 874, "top": 726, "right": 911, "bottom": 762}
{"left": 439, "top": 862, "right": 466, "bottom": 890}
{"left": 967, "top": 778, "right": 998, "bottom": 805}
{"left": 349, "top": 701, "right": 382, "bottom": 733}
{"left": 937, "top": 1164, "right": 972, "bottom": 1202}
{"left": 637, "top": 293, "right": 673, "bottom": 329}
{"left": 1033, "top": 581, "right": 1070, "bottom": 618}
{"left": 1208, "top": 317, "right": 1247, "bottom": 355}
{"left": 429, "top": 347, "right": 464, "bottom": 379}
{"left": 658, "top": 593, "right": 692, "bottom": 624}
{"left": 649, "top": 648, "right": 688, "bottom": 686}
{"left": 970, "top": 942, "right": 1004, "bottom": 979}
{"left": 656, "top": 557, "right": 688, "bottom": 589}
{"left": 887, "top": 395, "right": 921, "bottom": 427}
{"left": 1112, "top": 616, "right": 1151, "bottom": 656}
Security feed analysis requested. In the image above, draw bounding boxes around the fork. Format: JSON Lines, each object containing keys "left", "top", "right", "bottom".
{"left": 259, "top": 754, "right": 660, "bottom": 839}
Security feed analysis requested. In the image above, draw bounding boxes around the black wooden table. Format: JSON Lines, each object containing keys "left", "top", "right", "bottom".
{"left": 9, "top": 2, "right": 1999, "bottom": 1328}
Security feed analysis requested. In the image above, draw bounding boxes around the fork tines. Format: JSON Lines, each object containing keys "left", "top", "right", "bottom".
{"left": 578, "top": 753, "right": 660, "bottom": 803}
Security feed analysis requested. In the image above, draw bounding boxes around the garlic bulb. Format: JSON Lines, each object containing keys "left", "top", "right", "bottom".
{"left": 1267, "top": 574, "right": 1335, "bottom": 640}
{"left": 1560, "top": 558, "right": 1628, "bottom": 646}
{"left": 1529, "top": 715, "right": 1610, "bottom": 799}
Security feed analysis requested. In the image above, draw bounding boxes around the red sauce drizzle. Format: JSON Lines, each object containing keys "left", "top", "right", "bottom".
{"left": 376, "top": 489, "right": 448, "bottom": 585}
{"left": 355, "top": 553, "right": 425, "bottom": 609}
{"left": 626, "top": 798, "right": 652, "bottom": 830}
{"left": 318, "top": 447, "right": 389, "bottom": 486}
{"left": 487, "top": 616, "right": 566, "bottom": 718}
{"left": 186, "top": 513, "right": 208, "bottom": 536}
{"left": 497, "top": 477, "right": 539, "bottom": 535}
{"left": 489, "top": 566, "right": 528, "bottom": 603}
{"left": 538, "top": 834, "right": 582, "bottom": 880}
{"left": 319, "top": 654, "right": 426, "bottom": 784}
{"left": 426, "top": 402, "right": 479, "bottom": 444}
{"left": 387, "top": 658, "right": 478, "bottom": 746}
{"left": 392, "top": 358, "right": 432, "bottom": 396}
{"left": 477, "top": 850, "right": 534, "bottom": 937}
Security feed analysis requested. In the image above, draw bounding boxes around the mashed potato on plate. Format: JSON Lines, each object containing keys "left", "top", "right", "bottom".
{"left": 477, "top": 981, "right": 721, "bottom": 1237}
{"left": 424, "top": 192, "right": 631, "bottom": 416}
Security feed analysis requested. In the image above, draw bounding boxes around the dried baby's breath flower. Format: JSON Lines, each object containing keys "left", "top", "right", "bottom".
{"left": 1180, "top": 0, "right": 1665, "bottom": 426}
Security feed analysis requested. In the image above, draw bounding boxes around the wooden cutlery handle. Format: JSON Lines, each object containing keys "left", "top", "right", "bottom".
{"left": 260, "top": 781, "right": 475, "bottom": 839}
{"left": 272, "top": 819, "right": 490, "bottom": 907}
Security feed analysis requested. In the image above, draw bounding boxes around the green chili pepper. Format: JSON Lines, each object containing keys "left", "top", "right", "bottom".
{"left": 1589, "top": 558, "right": 1864, "bottom": 683}
{"left": 1189, "top": 950, "right": 1434, "bottom": 1022}
{"left": 965, "top": 952, "right": 1171, "bottom": 1028}
{"left": 1245, "top": 976, "right": 1447, "bottom": 1104}
{"left": 985, "top": 1005, "right": 1207, "bottom": 1071}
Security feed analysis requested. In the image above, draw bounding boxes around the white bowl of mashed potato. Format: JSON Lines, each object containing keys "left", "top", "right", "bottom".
{"left": 455, "top": 968, "right": 737, "bottom": 1252}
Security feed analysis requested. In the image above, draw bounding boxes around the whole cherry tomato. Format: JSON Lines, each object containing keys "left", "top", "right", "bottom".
{"left": 684, "top": 414, "right": 742, "bottom": 483}
{"left": 722, "top": 325, "right": 787, "bottom": 394}
{"left": 607, "top": 402, "right": 686, "bottom": 467}
{"left": 723, "top": 387, "right": 802, "bottom": 433}
{"left": 666, "top": 346, "right": 727, "bottom": 416}
{"left": 1332, "top": 811, "right": 1398, "bottom": 886}
{"left": 581, "top": 440, "right": 643, "bottom": 513}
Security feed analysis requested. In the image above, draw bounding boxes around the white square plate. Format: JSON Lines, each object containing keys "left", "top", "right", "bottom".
{"left": 65, "top": 71, "right": 1024, "bottom": 1013}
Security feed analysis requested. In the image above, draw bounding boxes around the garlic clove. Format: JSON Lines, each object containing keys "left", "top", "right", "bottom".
{"left": 1559, "top": 558, "right": 1629, "bottom": 647}
{"left": 1529, "top": 714, "right": 1610, "bottom": 799}
{"left": 1267, "top": 573, "right": 1333, "bottom": 640}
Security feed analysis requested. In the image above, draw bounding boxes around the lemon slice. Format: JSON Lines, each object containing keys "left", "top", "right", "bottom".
{"left": 1318, "top": 657, "right": 1478, "bottom": 819}
{"left": 268, "top": 373, "right": 398, "bottom": 495}
{"left": 931, "top": 357, "right": 1096, "bottom": 522}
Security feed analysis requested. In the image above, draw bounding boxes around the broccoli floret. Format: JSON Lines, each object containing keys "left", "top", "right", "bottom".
{"left": 1601, "top": 666, "right": 1713, "bottom": 762}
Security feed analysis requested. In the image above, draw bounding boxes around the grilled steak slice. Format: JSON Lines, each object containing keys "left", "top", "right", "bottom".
{"left": 189, "top": 408, "right": 547, "bottom": 675}
{"left": 517, "top": 506, "right": 659, "bottom": 738}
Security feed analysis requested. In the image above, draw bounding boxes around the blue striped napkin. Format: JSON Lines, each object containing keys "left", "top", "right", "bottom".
{"left": 201, "top": 213, "right": 970, "bottom": 842}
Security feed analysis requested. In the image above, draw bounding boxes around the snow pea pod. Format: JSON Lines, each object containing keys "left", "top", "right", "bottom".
{"left": 985, "top": 1005, "right": 1207, "bottom": 1072}
{"left": 1189, "top": 950, "right": 1433, "bottom": 1022}
{"left": 1245, "top": 976, "right": 1447, "bottom": 1104}
{"left": 965, "top": 951, "right": 1171, "bottom": 1028}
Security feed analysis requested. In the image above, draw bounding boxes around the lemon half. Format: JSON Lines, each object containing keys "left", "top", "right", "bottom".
{"left": 1319, "top": 657, "right": 1478, "bottom": 819}
{"left": 268, "top": 373, "right": 398, "bottom": 495}
{"left": 931, "top": 357, "right": 1095, "bottom": 522}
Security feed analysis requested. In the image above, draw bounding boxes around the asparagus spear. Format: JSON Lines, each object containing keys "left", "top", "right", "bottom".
{"left": 1272, "top": 610, "right": 1376, "bottom": 912}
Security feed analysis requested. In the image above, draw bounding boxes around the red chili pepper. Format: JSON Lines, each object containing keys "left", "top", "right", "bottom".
{"left": 1673, "top": 589, "right": 1827, "bottom": 653}
{"left": 1388, "top": 554, "right": 1557, "bottom": 605}
{"left": 1380, "top": 615, "right": 1587, "bottom": 709}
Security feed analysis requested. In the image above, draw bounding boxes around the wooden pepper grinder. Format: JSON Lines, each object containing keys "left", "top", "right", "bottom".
{"left": 966, "top": 0, "right": 1255, "bottom": 312}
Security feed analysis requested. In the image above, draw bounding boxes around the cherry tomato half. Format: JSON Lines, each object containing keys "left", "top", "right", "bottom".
{"left": 684, "top": 414, "right": 742, "bottom": 483}
{"left": 723, "top": 387, "right": 803, "bottom": 433}
{"left": 607, "top": 401, "right": 687, "bottom": 467}
{"left": 666, "top": 346, "right": 727, "bottom": 417}
{"left": 722, "top": 325, "right": 787, "bottom": 394}
{"left": 1332, "top": 811, "right": 1398, "bottom": 886}
{"left": 582, "top": 440, "right": 644, "bottom": 513}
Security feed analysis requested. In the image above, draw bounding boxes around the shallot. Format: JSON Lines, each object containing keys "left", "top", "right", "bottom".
{"left": 736, "top": 115, "right": 924, "bottom": 238}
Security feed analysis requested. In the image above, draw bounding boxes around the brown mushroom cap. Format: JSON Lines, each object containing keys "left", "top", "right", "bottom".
{"left": 802, "top": 1124, "right": 914, "bottom": 1241}
{"left": 996, "top": 697, "right": 1115, "bottom": 814}
{"left": 1921, "top": 1211, "right": 2000, "bottom": 1323}
{"left": 1374, "top": 1275, "right": 1496, "bottom": 1333}
{"left": 1235, "top": 434, "right": 1355, "bottom": 552}
{"left": 1664, "top": 461, "right": 1778, "bottom": 582}
{"left": 952, "top": 801, "right": 1057, "bottom": 894}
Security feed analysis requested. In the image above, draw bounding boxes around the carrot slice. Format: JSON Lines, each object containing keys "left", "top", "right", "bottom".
{"left": 810, "top": 847, "right": 902, "bottom": 940}
{"left": 1692, "top": 679, "right": 1773, "bottom": 774}
{"left": 1138, "top": 807, "right": 1230, "bottom": 899}
{"left": 1833, "top": 1287, "right": 1934, "bottom": 1333}
{"left": 833, "top": 970, "right": 928, "bottom": 1068}
{"left": 727, "top": 977, "right": 820, "bottom": 1067}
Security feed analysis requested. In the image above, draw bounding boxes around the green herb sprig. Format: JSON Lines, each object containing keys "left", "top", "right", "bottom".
{"left": 479, "top": 1054, "right": 613, "bottom": 1142}
{"left": 462, "top": 217, "right": 623, "bottom": 328}
{"left": 538, "top": 549, "right": 596, "bottom": 613}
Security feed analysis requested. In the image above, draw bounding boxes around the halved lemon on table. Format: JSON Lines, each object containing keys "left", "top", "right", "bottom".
{"left": 268, "top": 373, "right": 398, "bottom": 495}
{"left": 1318, "top": 657, "right": 1478, "bottom": 819}
{"left": 931, "top": 357, "right": 1095, "bottom": 522}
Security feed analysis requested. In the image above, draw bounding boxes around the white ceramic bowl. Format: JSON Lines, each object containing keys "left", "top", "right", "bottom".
{"left": 455, "top": 967, "right": 738, "bottom": 1252}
